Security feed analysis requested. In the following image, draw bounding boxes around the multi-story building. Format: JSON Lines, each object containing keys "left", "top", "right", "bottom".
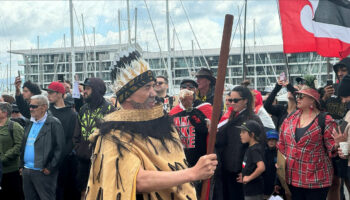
{"left": 11, "top": 44, "right": 338, "bottom": 93}
{"left": 144, "top": 45, "right": 339, "bottom": 92}
{"left": 11, "top": 44, "right": 141, "bottom": 89}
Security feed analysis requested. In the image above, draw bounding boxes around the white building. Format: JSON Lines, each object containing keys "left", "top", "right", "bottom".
{"left": 11, "top": 44, "right": 338, "bottom": 92}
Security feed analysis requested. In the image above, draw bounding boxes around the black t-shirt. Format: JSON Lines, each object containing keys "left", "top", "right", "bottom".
{"left": 242, "top": 143, "right": 264, "bottom": 196}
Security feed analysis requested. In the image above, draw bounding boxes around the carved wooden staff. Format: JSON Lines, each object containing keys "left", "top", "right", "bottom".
{"left": 200, "top": 14, "right": 233, "bottom": 200}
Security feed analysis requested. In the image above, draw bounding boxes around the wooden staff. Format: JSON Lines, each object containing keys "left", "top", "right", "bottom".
{"left": 200, "top": 14, "right": 233, "bottom": 200}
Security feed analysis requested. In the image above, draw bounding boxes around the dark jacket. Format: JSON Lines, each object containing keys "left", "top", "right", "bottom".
{"left": 49, "top": 105, "right": 77, "bottom": 157}
{"left": 20, "top": 114, "right": 65, "bottom": 173}
{"left": 15, "top": 94, "right": 30, "bottom": 119}
{"left": 216, "top": 109, "right": 264, "bottom": 173}
{"left": 263, "top": 146, "right": 277, "bottom": 195}
{"left": 264, "top": 83, "right": 297, "bottom": 130}
{"left": 320, "top": 58, "right": 350, "bottom": 119}
{"left": 74, "top": 100, "right": 115, "bottom": 161}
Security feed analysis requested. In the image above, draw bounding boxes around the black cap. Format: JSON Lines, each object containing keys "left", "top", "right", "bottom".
{"left": 180, "top": 79, "right": 198, "bottom": 88}
{"left": 236, "top": 120, "right": 262, "bottom": 137}
{"left": 295, "top": 77, "right": 305, "bottom": 84}
{"left": 338, "top": 75, "right": 350, "bottom": 98}
{"left": 80, "top": 78, "right": 92, "bottom": 87}
{"left": 12, "top": 104, "right": 19, "bottom": 112}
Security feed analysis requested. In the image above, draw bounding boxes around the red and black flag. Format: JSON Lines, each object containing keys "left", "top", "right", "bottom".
{"left": 279, "top": 0, "right": 350, "bottom": 58}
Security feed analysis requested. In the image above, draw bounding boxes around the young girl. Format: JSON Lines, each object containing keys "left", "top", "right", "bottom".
{"left": 238, "top": 120, "right": 265, "bottom": 200}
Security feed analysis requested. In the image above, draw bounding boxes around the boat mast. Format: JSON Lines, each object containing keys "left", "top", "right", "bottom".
{"left": 82, "top": 14, "right": 87, "bottom": 80}
{"left": 93, "top": 27, "right": 97, "bottom": 78}
{"left": 166, "top": 0, "right": 174, "bottom": 95}
{"left": 118, "top": 9, "right": 122, "bottom": 52}
{"left": 69, "top": 0, "right": 76, "bottom": 83}
{"left": 253, "top": 19, "right": 257, "bottom": 90}
{"left": 9, "top": 40, "right": 12, "bottom": 92}
{"left": 127, "top": 0, "right": 131, "bottom": 45}
{"left": 134, "top": 8, "right": 137, "bottom": 45}
{"left": 242, "top": 0, "right": 248, "bottom": 81}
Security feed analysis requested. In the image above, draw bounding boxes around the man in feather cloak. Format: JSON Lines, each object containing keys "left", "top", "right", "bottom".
{"left": 85, "top": 50, "right": 217, "bottom": 200}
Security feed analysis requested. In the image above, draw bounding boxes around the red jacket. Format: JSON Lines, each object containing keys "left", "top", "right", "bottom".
{"left": 277, "top": 110, "right": 337, "bottom": 189}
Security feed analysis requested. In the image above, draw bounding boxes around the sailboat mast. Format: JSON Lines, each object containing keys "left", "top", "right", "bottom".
{"left": 9, "top": 40, "right": 12, "bottom": 92}
{"left": 253, "top": 19, "right": 257, "bottom": 90}
{"left": 69, "top": 0, "right": 76, "bottom": 83}
{"left": 135, "top": 8, "right": 137, "bottom": 45}
{"left": 82, "top": 14, "right": 87, "bottom": 80}
{"left": 127, "top": 0, "right": 131, "bottom": 45}
{"left": 166, "top": 0, "right": 173, "bottom": 94}
{"left": 242, "top": 0, "right": 248, "bottom": 81}
{"left": 118, "top": 9, "right": 122, "bottom": 52}
{"left": 93, "top": 27, "right": 97, "bottom": 78}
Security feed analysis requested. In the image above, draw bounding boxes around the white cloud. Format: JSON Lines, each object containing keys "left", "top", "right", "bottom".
{"left": 0, "top": 0, "right": 282, "bottom": 81}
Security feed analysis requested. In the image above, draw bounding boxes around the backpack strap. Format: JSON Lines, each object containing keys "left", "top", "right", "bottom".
{"left": 8, "top": 120, "right": 14, "bottom": 144}
{"left": 318, "top": 112, "right": 328, "bottom": 136}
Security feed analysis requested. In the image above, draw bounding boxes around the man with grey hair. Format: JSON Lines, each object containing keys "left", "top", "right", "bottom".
{"left": 0, "top": 102, "right": 24, "bottom": 199}
{"left": 20, "top": 95, "right": 65, "bottom": 200}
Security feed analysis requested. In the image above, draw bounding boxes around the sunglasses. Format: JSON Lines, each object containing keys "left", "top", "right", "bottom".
{"left": 296, "top": 93, "right": 306, "bottom": 99}
{"left": 180, "top": 84, "right": 195, "bottom": 89}
{"left": 156, "top": 82, "right": 165, "bottom": 86}
{"left": 227, "top": 98, "right": 244, "bottom": 103}
{"left": 29, "top": 104, "right": 40, "bottom": 109}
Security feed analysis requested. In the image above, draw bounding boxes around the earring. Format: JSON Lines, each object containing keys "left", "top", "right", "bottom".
{"left": 309, "top": 104, "right": 314, "bottom": 110}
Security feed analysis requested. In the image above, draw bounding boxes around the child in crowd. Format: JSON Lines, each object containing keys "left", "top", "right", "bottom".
{"left": 238, "top": 120, "right": 266, "bottom": 200}
{"left": 263, "top": 129, "right": 279, "bottom": 198}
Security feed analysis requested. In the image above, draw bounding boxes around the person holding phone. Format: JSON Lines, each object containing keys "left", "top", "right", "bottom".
{"left": 14, "top": 77, "right": 41, "bottom": 119}
{"left": 263, "top": 74, "right": 298, "bottom": 131}
{"left": 320, "top": 58, "right": 350, "bottom": 200}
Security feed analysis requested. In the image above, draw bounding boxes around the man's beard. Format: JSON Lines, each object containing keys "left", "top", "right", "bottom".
{"left": 84, "top": 93, "right": 92, "bottom": 103}
{"left": 130, "top": 97, "right": 155, "bottom": 109}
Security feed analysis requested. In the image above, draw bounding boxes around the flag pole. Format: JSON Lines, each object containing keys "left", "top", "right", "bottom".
{"left": 200, "top": 14, "right": 233, "bottom": 200}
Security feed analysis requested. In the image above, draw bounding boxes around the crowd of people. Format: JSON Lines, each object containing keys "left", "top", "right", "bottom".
{"left": 0, "top": 53, "right": 350, "bottom": 200}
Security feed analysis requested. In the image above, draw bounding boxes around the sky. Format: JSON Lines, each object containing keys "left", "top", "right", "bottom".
{"left": 0, "top": 0, "right": 283, "bottom": 80}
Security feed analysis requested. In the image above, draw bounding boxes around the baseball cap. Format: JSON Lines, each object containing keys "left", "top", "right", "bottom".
{"left": 236, "top": 120, "right": 262, "bottom": 137}
{"left": 43, "top": 81, "right": 65, "bottom": 94}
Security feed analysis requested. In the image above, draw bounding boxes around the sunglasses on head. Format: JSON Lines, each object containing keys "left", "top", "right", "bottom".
{"left": 227, "top": 98, "right": 244, "bottom": 103}
{"left": 180, "top": 84, "right": 195, "bottom": 89}
{"left": 156, "top": 82, "right": 164, "bottom": 86}
{"left": 29, "top": 104, "right": 40, "bottom": 109}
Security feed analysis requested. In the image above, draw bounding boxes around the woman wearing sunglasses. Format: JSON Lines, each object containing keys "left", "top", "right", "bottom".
{"left": 277, "top": 77, "right": 345, "bottom": 200}
{"left": 214, "top": 86, "right": 264, "bottom": 200}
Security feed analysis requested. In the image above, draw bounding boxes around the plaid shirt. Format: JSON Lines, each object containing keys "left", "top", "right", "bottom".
{"left": 277, "top": 110, "right": 337, "bottom": 189}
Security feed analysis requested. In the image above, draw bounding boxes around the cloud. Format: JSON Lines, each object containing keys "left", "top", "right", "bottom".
{"left": 0, "top": 0, "right": 282, "bottom": 80}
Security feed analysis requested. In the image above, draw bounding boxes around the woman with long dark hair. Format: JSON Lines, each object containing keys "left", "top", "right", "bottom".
{"left": 214, "top": 86, "right": 264, "bottom": 200}
{"left": 277, "top": 76, "right": 344, "bottom": 200}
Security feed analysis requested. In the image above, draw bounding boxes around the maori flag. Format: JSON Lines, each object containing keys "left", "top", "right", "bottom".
{"left": 278, "top": 0, "right": 350, "bottom": 58}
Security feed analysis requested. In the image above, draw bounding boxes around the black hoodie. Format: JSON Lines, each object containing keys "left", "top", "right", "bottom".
{"left": 320, "top": 58, "right": 350, "bottom": 119}
{"left": 49, "top": 105, "right": 77, "bottom": 157}
{"left": 73, "top": 78, "right": 115, "bottom": 160}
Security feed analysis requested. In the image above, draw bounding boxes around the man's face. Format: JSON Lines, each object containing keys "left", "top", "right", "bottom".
{"left": 341, "top": 96, "right": 350, "bottom": 103}
{"left": 180, "top": 82, "right": 197, "bottom": 93}
{"left": 29, "top": 99, "right": 47, "bottom": 119}
{"left": 83, "top": 86, "right": 93, "bottom": 99}
{"left": 22, "top": 87, "right": 33, "bottom": 100}
{"left": 154, "top": 78, "right": 168, "bottom": 94}
{"left": 47, "top": 91, "right": 62, "bottom": 104}
{"left": 337, "top": 67, "right": 348, "bottom": 81}
{"left": 0, "top": 109, "right": 8, "bottom": 120}
{"left": 126, "top": 81, "right": 156, "bottom": 109}
{"left": 64, "top": 83, "right": 71, "bottom": 93}
{"left": 196, "top": 77, "right": 211, "bottom": 91}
